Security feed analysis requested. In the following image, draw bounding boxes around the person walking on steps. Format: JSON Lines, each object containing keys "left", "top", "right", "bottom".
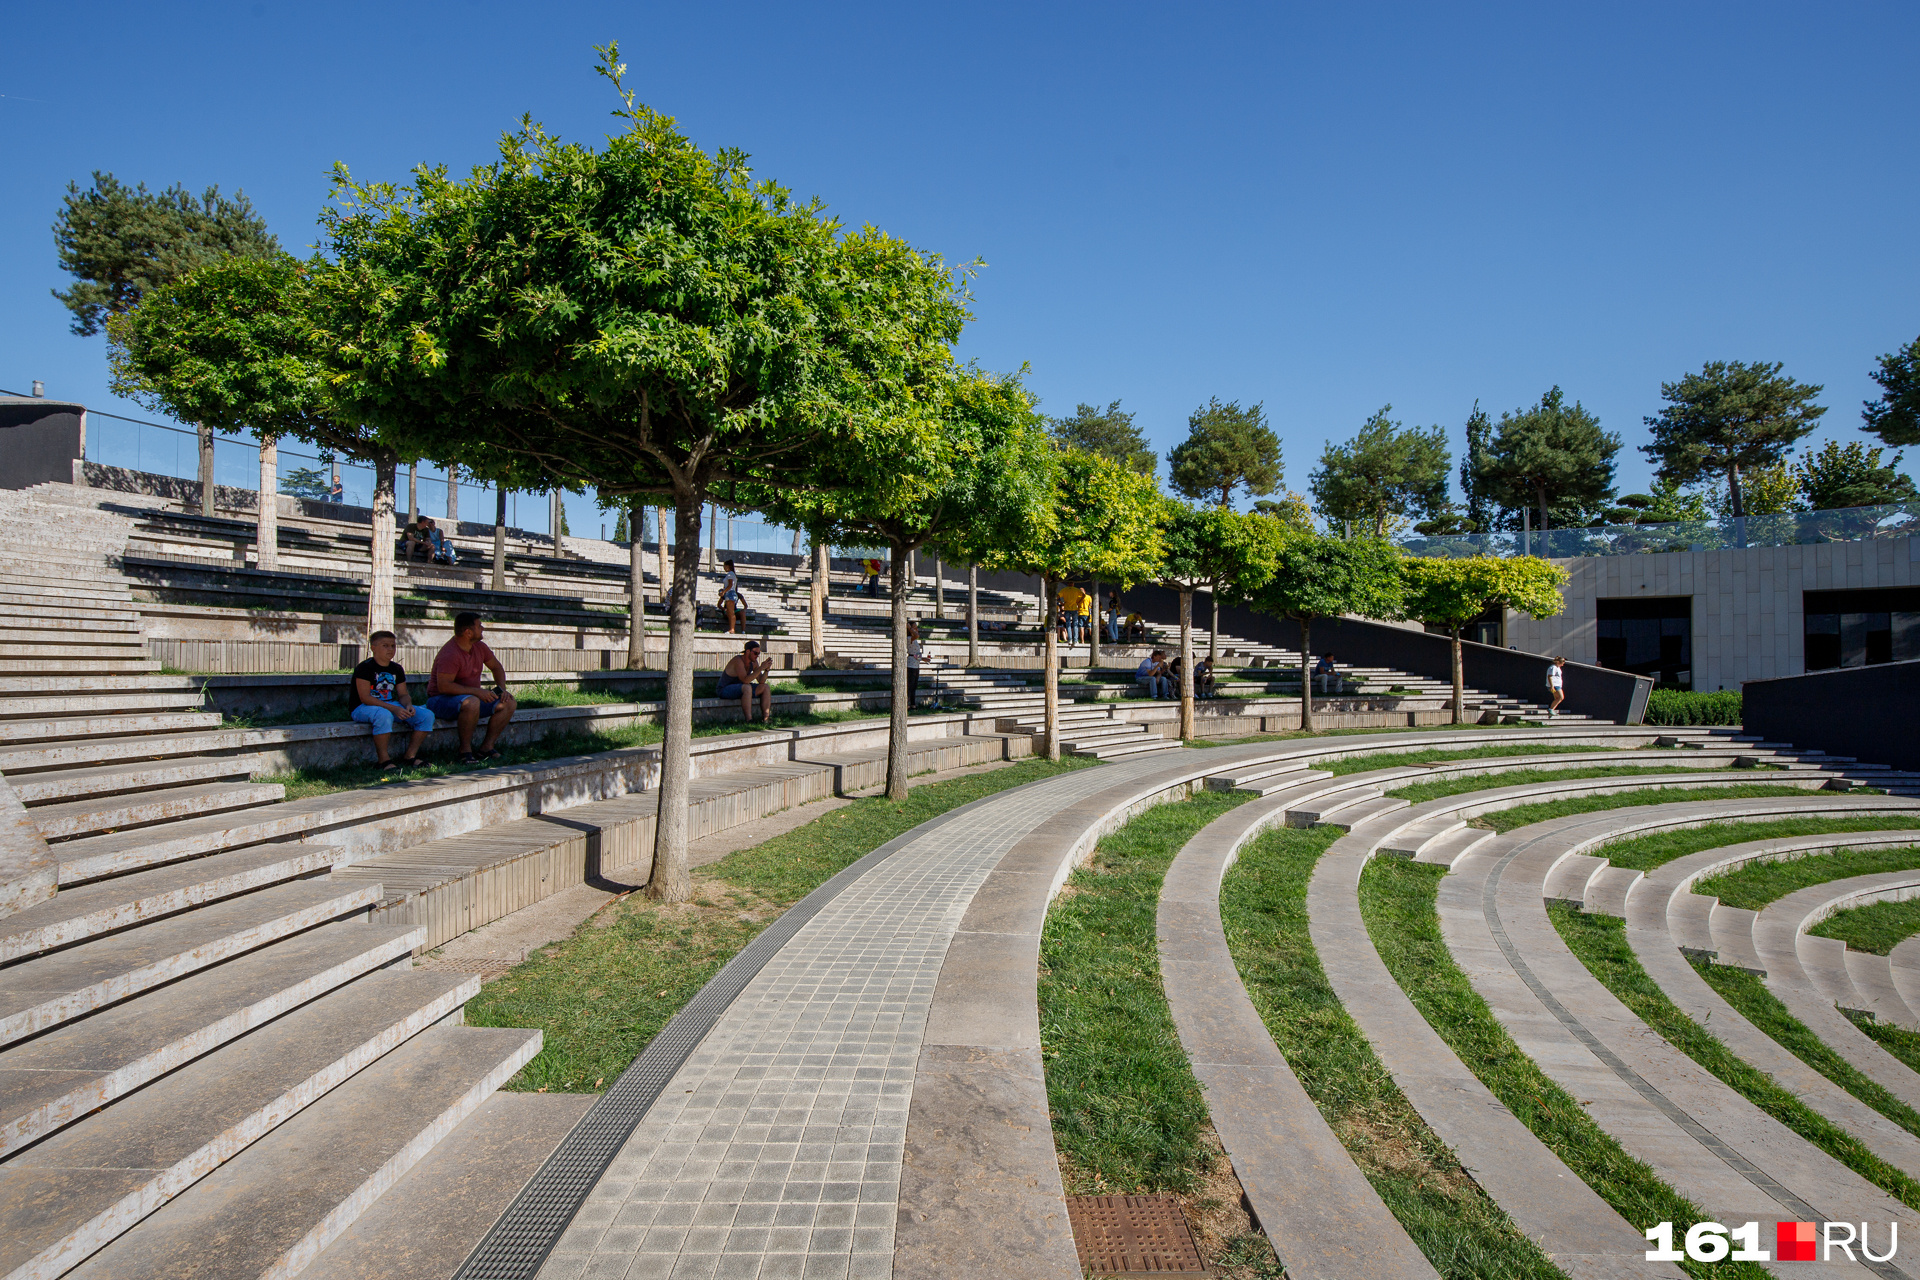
{"left": 906, "top": 620, "right": 925, "bottom": 708}
{"left": 719, "top": 559, "right": 745, "bottom": 634}
{"left": 1546, "top": 655, "right": 1566, "bottom": 718}
{"left": 426, "top": 611, "right": 518, "bottom": 764}
{"left": 720, "top": 638, "right": 774, "bottom": 724}
{"left": 349, "top": 631, "right": 433, "bottom": 770}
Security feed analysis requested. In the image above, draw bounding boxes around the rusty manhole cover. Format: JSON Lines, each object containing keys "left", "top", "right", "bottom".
{"left": 1066, "top": 1194, "right": 1208, "bottom": 1275}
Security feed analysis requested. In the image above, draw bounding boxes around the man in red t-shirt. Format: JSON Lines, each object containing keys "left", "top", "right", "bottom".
{"left": 425, "top": 611, "right": 518, "bottom": 763}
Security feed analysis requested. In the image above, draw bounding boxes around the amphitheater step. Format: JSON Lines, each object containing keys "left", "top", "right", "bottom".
{"left": 1578, "top": 864, "right": 1644, "bottom": 916}
{"left": 0, "top": 690, "right": 205, "bottom": 719}
{"left": 0, "top": 673, "right": 195, "bottom": 696}
{"left": 0, "top": 841, "right": 345, "bottom": 963}
{"left": 0, "top": 920, "right": 422, "bottom": 1156}
{"left": 1540, "top": 853, "right": 1609, "bottom": 905}
{"left": 0, "top": 972, "right": 483, "bottom": 1280}
{"left": 0, "top": 658, "right": 163, "bottom": 675}
{"left": 28, "top": 780, "right": 285, "bottom": 842}
{"left": 1707, "top": 902, "right": 1767, "bottom": 975}
{"left": 7, "top": 754, "right": 268, "bottom": 805}
{"left": 0, "top": 643, "right": 151, "bottom": 661}
{"left": 297, "top": 1092, "right": 593, "bottom": 1280}
{"left": 0, "top": 711, "right": 225, "bottom": 745}
{"left": 0, "top": 877, "right": 382, "bottom": 1047}
{"left": 1072, "top": 735, "right": 1181, "bottom": 759}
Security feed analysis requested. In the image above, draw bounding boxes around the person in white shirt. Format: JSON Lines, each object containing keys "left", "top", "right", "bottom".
{"left": 906, "top": 620, "right": 925, "bottom": 707}
{"left": 719, "top": 560, "right": 745, "bottom": 633}
{"left": 1546, "top": 656, "right": 1566, "bottom": 717}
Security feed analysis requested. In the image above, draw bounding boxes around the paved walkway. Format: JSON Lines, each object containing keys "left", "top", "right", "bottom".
{"left": 537, "top": 749, "right": 1280, "bottom": 1280}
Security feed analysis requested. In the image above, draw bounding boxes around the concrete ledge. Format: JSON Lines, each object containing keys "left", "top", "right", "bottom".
{"left": 0, "top": 776, "right": 55, "bottom": 919}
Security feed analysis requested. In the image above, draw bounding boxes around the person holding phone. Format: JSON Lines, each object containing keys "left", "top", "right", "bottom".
{"left": 720, "top": 639, "right": 775, "bottom": 724}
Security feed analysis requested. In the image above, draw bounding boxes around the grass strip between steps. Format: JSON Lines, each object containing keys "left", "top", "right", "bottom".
{"left": 1036, "top": 789, "right": 1285, "bottom": 1279}
{"left": 1470, "top": 784, "right": 1824, "bottom": 834}
{"left": 1694, "top": 844, "right": 1920, "bottom": 914}
{"left": 1815, "top": 899, "right": 1920, "bottom": 957}
{"left": 1360, "top": 856, "right": 1761, "bottom": 1279}
{"left": 1552, "top": 904, "right": 1920, "bottom": 1213}
{"left": 1221, "top": 828, "right": 1564, "bottom": 1280}
{"left": 1387, "top": 765, "right": 1781, "bottom": 805}
{"left": 1593, "top": 817, "right": 1920, "bottom": 874}
{"left": 463, "top": 755, "right": 1097, "bottom": 1092}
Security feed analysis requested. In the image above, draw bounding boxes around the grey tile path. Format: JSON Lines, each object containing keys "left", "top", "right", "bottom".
{"left": 537, "top": 752, "right": 1219, "bottom": 1280}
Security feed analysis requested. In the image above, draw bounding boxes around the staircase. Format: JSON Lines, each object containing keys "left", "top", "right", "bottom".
{"left": 0, "top": 487, "right": 546, "bottom": 1280}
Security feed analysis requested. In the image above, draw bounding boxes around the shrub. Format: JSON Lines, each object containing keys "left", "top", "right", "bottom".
{"left": 1645, "top": 688, "right": 1742, "bottom": 726}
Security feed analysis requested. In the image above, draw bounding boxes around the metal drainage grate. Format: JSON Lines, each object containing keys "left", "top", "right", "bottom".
{"left": 1067, "top": 1194, "right": 1208, "bottom": 1275}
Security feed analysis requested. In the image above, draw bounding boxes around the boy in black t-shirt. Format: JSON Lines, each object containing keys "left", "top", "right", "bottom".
{"left": 350, "top": 631, "right": 434, "bottom": 769}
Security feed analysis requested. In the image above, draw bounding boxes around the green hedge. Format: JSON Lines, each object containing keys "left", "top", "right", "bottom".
{"left": 1645, "top": 688, "right": 1742, "bottom": 726}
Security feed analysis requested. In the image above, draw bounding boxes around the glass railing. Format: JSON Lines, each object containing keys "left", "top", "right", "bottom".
{"left": 1397, "top": 502, "right": 1920, "bottom": 560}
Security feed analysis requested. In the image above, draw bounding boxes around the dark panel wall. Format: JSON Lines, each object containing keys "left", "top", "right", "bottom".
{"left": 1742, "top": 660, "right": 1920, "bottom": 772}
{"left": 0, "top": 401, "right": 85, "bottom": 490}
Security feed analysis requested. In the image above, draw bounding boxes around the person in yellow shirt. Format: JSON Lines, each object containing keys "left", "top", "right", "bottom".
{"left": 1057, "top": 583, "right": 1086, "bottom": 644}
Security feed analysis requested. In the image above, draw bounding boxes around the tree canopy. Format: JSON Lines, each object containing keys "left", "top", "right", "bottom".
{"left": 1864, "top": 335, "right": 1920, "bottom": 449}
{"left": 1249, "top": 531, "right": 1402, "bottom": 732}
{"left": 1308, "top": 405, "right": 1451, "bottom": 537}
{"left": 53, "top": 171, "right": 278, "bottom": 338}
{"left": 1641, "top": 360, "right": 1826, "bottom": 518}
{"left": 1793, "top": 440, "right": 1919, "bottom": 511}
{"left": 1459, "top": 400, "right": 1495, "bottom": 532}
{"left": 1168, "top": 397, "right": 1281, "bottom": 507}
{"left": 1399, "top": 555, "right": 1566, "bottom": 722}
{"left": 1473, "top": 387, "right": 1619, "bottom": 531}
{"left": 1049, "top": 400, "right": 1155, "bottom": 476}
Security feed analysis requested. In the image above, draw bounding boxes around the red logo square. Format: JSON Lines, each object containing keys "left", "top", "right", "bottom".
{"left": 1777, "top": 1221, "right": 1817, "bottom": 1262}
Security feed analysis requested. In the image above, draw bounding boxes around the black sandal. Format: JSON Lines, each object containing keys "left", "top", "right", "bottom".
{"left": 458, "top": 753, "right": 480, "bottom": 765}
{"left": 380, "top": 760, "right": 404, "bottom": 772}
{"left": 399, "top": 755, "right": 426, "bottom": 770}
{"left": 478, "top": 748, "right": 503, "bottom": 761}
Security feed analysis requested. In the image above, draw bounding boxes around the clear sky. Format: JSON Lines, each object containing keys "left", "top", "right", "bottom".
{"left": 5, "top": 1, "right": 1917, "bottom": 518}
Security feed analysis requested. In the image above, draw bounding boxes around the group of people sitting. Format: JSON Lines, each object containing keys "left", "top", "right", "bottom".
{"left": 1134, "top": 650, "right": 1217, "bottom": 700}
{"left": 347, "top": 611, "right": 519, "bottom": 770}
{"left": 399, "top": 515, "right": 458, "bottom": 565}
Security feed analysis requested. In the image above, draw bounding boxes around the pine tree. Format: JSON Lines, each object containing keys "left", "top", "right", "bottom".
{"left": 1168, "top": 398, "right": 1281, "bottom": 507}
{"left": 1641, "top": 360, "right": 1825, "bottom": 517}
{"left": 1049, "top": 400, "right": 1156, "bottom": 475}
{"left": 1460, "top": 400, "right": 1494, "bottom": 531}
{"left": 1864, "top": 335, "right": 1920, "bottom": 448}
{"left": 1475, "top": 387, "right": 1620, "bottom": 531}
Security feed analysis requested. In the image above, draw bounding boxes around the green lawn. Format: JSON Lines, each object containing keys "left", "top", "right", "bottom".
{"left": 1472, "top": 784, "right": 1820, "bottom": 834}
{"left": 1696, "top": 844, "right": 1920, "bottom": 913}
{"left": 1387, "top": 764, "right": 1773, "bottom": 806}
{"left": 1222, "top": 828, "right": 1561, "bottom": 1279}
{"left": 1814, "top": 898, "right": 1920, "bottom": 957}
{"left": 1036, "top": 789, "right": 1284, "bottom": 1278}
{"left": 1593, "top": 817, "right": 1920, "bottom": 874}
{"left": 464, "top": 755, "right": 1097, "bottom": 1093}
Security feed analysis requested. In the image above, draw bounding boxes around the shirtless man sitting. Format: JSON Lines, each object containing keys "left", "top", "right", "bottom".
{"left": 719, "top": 639, "right": 774, "bottom": 724}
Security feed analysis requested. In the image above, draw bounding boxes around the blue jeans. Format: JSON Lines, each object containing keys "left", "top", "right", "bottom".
{"left": 425, "top": 693, "right": 497, "bottom": 721}
{"left": 352, "top": 702, "right": 435, "bottom": 735}
{"left": 1065, "top": 614, "right": 1084, "bottom": 644}
{"left": 1137, "top": 676, "right": 1171, "bottom": 699}
{"left": 1106, "top": 619, "right": 1121, "bottom": 643}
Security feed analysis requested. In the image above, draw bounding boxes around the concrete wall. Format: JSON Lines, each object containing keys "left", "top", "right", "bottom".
{"left": 1505, "top": 535, "right": 1920, "bottom": 691}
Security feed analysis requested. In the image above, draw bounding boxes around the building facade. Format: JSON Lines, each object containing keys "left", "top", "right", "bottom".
{"left": 1503, "top": 535, "right": 1920, "bottom": 692}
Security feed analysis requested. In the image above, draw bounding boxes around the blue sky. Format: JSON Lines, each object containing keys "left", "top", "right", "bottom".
{"left": 4, "top": 1, "right": 1917, "bottom": 526}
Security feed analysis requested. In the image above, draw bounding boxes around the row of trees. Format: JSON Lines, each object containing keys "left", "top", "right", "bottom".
{"left": 68, "top": 46, "right": 1570, "bottom": 905}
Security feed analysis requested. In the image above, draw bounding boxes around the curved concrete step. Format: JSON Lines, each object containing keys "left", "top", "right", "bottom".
{"left": 29, "top": 781, "right": 284, "bottom": 843}
{"left": 6, "top": 755, "right": 267, "bottom": 806}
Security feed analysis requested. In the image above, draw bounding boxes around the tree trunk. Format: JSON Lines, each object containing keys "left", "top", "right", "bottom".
{"left": 706, "top": 505, "right": 717, "bottom": 570}
{"left": 407, "top": 464, "right": 418, "bottom": 527}
{"left": 810, "top": 541, "right": 826, "bottom": 661}
{"left": 934, "top": 556, "right": 945, "bottom": 620}
{"left": 1450, "top": 624, "right": 1465, "bottom": 725}
{"left": 1299, "top": 615, "right": 1315, "bottom": 733}
{"left": 1728, "top": 463, "right": 1745, "bottom": 519}
{"left": 368, "top": 454, "right": 396, "bottom": 638}
{"left": 491, "top": 488, "right": 507, "bottom": 592}
{"left": 550, "top": 489, "right": 564, "bottom": 557}
{"left": 791, "top": 527, "right": 802, "bottom": 557}
{"left": 649, "top": 497, "right": 703, "bottom": 903}
{"left": 1535, "top": 480, "right": 1550, "bottom": 535}
{"left": 194, "top": 423, "right": 215, "bottom": 517}
{"left": 967, "top": 563, "right": 979, "bottom": 667}
{"left": 1210, "top": 591, "right": 1220, "bottom": 667}
{"left": 255, "top": 438, "right": 278, "bottom": 572}
{"left": 446, "top": 465, "right": 459, "bottom": 524}
{"left": 886, "top": 546, "right": 912, "bottom": 800}
{"left": 1089, "top": 578, "right": 1100, "bottom": 670}
{"left": 627, "top": 501, "right": 647, "bottom": 669}
{"left": 1178, "top": 588, "right": 1195, "bottom": 742}
{"left": 1042, "top": 576, "right": 1060, "bottom": 761}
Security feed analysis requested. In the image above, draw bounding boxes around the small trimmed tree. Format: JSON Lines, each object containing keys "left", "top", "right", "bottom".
{"left": 317, "top": 45, "right": 966, "bottom": 901}
{"left": 978, "top": 451, "right": 1162, "bottom": 760}
{"left": 1249, "top": 532, "right": 1403, "bottom": 733}
{"left": 109, "top": 253, "right": 406, "bottom": 637}
{"left": 1399, "top": 556, "right": 1566, "bottom": 723}
{"left": 1156, "top": 505, "right": 1284, "bottom": 739}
